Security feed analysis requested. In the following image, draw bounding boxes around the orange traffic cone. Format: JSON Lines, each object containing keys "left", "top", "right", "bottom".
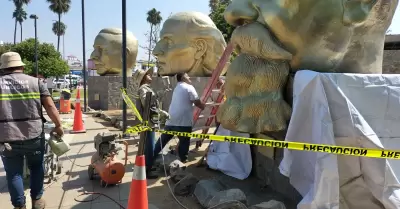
{"left": 70, "top": 90, "right": 86, "bottom": 133}
{"left": 127, "top": 155, "right": 148, "bottom": 209}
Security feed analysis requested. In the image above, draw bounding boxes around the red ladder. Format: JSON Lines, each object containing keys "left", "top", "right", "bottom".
{"left": 173, "top": 43, "right": 234, "bottom": 154}
{"left": 192, "top": 43, "right": 234, "bottom": 149}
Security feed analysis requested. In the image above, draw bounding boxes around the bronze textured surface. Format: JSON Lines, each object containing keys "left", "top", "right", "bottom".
{"left": 90, "top": 28, "right": 138, "bottom": 76}
{"left": 219, "top": 0, "right": 398, "bottom": 134}
{"left": 153, "top": 12, "right": 227, "bottom": 77}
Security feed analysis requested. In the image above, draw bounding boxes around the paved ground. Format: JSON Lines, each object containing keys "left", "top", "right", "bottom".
{"left": 0, "top": 111, "right": 297, "bottom": 209}
{"left": 0, "top": 112, "right": 209, "bottom": 209}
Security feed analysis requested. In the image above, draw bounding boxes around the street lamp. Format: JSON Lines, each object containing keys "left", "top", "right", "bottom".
{"left": 81, "top": 0, "right": 87, "bottom": 112}
{"left": 122, "top": 0, "right": 128, "bottom": 133}
{"left": 30, "top": 14, "right": 39, "bottom": 77}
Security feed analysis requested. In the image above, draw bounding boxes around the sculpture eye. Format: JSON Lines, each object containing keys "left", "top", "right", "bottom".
{"left": 164, "top": 38, "right": 173, "bottom": 46}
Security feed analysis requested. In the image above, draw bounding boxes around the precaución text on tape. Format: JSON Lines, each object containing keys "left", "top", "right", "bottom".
{"left": 120, "top": 88, "right": 400, "bottom": 160}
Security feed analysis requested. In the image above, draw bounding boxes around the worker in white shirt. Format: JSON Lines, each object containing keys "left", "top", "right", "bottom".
{"left": 153, "top": 73, "right": 205, "bottom": 162}
{"left": 46, "top": 78, "right": 54, "bottom": 96}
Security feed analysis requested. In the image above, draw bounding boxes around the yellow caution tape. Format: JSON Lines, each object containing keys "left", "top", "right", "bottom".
{"left": 120, "top": 88, "right": 143, "bottom": 122}
{"left": 126, "top": 124, "right": 400, "bottom": 160}
{"left": 122, "top": 88, "right": 400, "bottom": 160}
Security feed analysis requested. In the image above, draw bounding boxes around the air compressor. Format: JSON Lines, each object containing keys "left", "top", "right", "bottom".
{"left": 88, "top": 133, "right": 128, "bottom": 187}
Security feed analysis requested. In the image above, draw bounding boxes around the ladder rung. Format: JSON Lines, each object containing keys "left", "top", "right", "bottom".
{"left": 212, "top": 89, "right": 221, "bottom": 93}
{"left": 206, "top": 102, "right": 222, "bottom": 106}
{"left": 198, "top": 114, "right": 215, "bottom": 119}
{"left": 193, "top": 126, "right": 212, "bottom": 132}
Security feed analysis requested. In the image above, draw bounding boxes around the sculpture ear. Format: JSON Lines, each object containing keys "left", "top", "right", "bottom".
{"left": 342, "top": 0, "right": 377, "bottom": 26}
{"left": 194, "top": 39, "right": 207, "bottom": 60}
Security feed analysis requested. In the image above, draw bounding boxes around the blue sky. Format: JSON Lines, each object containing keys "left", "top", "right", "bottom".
{"left": 0, "top": 0, "right": 399, "bottom": 62}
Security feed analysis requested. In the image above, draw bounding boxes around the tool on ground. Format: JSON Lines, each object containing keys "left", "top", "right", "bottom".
{"left": 127, "top": 92, "right": 152, "bottom": 209}
{"left": 59, "top": 89, "right": 72, "bottom": 114}
{"left": 88, "top": 132, "right": 129, "bottom": 187}
{"left": 70, "top": 90, "right": 86, "bottom": 133}
{"left": 173, "top": 43, "right": 234, "bottom": 156}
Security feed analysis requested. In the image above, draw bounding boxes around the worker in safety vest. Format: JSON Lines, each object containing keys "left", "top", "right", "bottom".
{"left": 0, "top": 52, "right": 63, "bottom": 209}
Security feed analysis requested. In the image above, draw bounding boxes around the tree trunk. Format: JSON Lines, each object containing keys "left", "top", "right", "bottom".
{"left": 57, "top": 14, "right": 61, "bottom": 52}
{"left": 147, "top": 24, "right": 153, "bottom": 70}
{"left": 20, "top": 22, "right": 22, "bottom": 43}
{"left": 14, "top": 19, "right": 17, "bottom": 45}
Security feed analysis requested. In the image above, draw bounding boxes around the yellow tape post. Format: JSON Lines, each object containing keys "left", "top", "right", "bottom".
{"left": 125, "top": 124, "right": 400, "bottom": 160}
{"left": 120, "top": 88, "right": 143, "bottom": 123}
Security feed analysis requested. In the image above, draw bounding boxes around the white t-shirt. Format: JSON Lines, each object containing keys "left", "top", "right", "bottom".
{"left": 46, "top": 78, "right": 54, "bottom": 88}
{"left": 166, "top": 82, "right": 199, "bottom": 127}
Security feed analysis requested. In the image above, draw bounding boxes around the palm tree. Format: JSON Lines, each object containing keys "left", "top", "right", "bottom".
{"left": 11, "top": 0, "right": 30, "bottom": 7}
{"left": 220, "top": 0, "right": 231, "bottom": 5}
{"left": 15, "top": 7, "right": 27, "bottom": 42}
{"left": 209, "top": 0, "right": 220, "bottom": 11}
{"left": 146, "top": 8, "right": 162, "bottom": 66}
{"left": 46, "top": 0, "right": 71, "bottom": 52}
{"left": 10, "top": 0, "right": 31, "bottom": 44}
{"left": 52, "top": 21, "right": 66, "bottom": 39}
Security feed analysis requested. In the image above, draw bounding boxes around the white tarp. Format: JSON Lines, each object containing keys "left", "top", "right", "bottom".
{"left": 280, "top": 70, "right": 400, "bottom": 209}
{"left": 206, "top": 125, "right": 252, "bottom": 180}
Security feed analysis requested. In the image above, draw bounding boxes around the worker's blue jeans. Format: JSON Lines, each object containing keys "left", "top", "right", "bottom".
{"left": 144, "top": 131, "right": 156, "bottom": 170}
{"left": 154, "top": 126, "right": 192, "bottom": 162}
{"left": 1, "top": 135, "right": 45, "bottom": 208}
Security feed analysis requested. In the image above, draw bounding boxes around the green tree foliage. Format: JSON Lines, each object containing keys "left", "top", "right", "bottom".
{"left": 0, "top": 39, "right": 69, "bottom": 77}
{"left": 0, "top": 42, "right": 13, "bottom": 56}
{"left": 52, "top": 21, "right": 67, "bottom": 36}
{"left": 46, "top": 0, "right": 71, "bottom": 52}
{"left": 11, "top": 0, "right": 31, "bottom": 7}
{"left": 209, "top": 0, "right": 235, "bottom": 43}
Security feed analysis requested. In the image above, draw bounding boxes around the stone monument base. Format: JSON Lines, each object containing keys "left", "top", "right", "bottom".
{"left": 251, "top": 132, "right": 302, "bottom": 203}
{"left": 88, "top": 76, "right": 136, "bottom": 110}
{"left": 88, "top": 76, "right": 211, "bottom": 111}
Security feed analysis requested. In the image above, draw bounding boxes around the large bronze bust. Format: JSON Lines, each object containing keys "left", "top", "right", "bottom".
{"left": 153, "top": 12, "right": 227, "bottom": 77}
{"left": 218, "top": 0, "right": 399, "bottom": 134}
{"left": 90, "top": 28, "right": 138, "bottom": 76}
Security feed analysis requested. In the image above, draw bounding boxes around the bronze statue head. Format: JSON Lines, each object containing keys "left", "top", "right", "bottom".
{"left": 90, "top": 28, "right": 138, "bottom": 76}
{"left": 153, "top": 12, "right": 227, "bottom": 76}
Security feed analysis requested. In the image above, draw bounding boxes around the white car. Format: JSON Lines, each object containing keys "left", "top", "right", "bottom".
{"left": 53, "top": 78, "right": 69, "bottom": 90}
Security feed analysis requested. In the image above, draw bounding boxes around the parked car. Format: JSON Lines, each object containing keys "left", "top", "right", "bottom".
{"left": 53, "top": 78, "right": 69, "bottom": 90}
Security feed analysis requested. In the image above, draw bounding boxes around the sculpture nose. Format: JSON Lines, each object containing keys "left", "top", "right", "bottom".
{"left": 224, "top": 0, "right": 259, "bottom": 26}
{"left": 152, "top": 42, "right": 163, "bottom": 56}
{"left": 90, "top": 49, "right": 99, "bottom": 60}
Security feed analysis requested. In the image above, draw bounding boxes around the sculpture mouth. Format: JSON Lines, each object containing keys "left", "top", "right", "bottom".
{"left": 92, "top": 60, "right": 104, "bottom": 67}
{"left": 158, "top": 61, "right": 166, "bottom": 67}
{"left": 157, "top": 62, "right": 167, "bottom": 74}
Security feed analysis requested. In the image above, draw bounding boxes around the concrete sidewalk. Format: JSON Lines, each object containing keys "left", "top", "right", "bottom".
{"left": 0, "top": 113, "right": 137, "bottom": 209}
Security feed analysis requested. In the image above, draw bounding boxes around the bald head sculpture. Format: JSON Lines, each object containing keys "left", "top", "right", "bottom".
{"left": 90, "top": 28, "right": 138, "bottom": 76}
{"left": 153, "top": 12, "right": 227, "bottom": 77}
